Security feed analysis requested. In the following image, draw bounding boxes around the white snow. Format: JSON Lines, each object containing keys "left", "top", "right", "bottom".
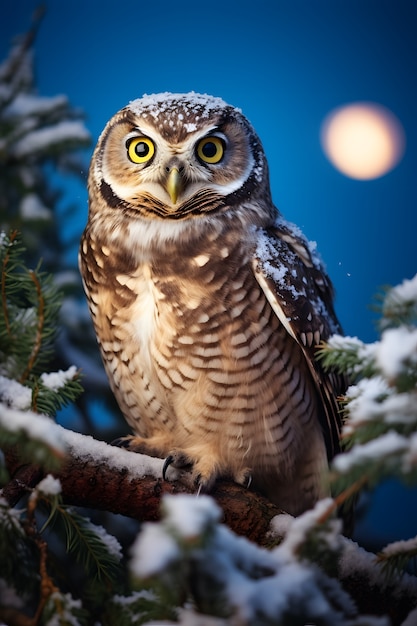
{"left": 375, "top": 326, "right": 417, "bottom": 380}
{"left": 129, "top": 92, "right": 232, "bottom": 120}
{"left": 379, "top": 535, "right": 417, "bottom": 558}
{"left": 326, "top": 333, "right": 369, "bottom": 352}
{"left": 130, "top": 521, "right": 180, "bottom": 578}
{"left": 0, "top": 376, "right": 32, "bottom": 410}
{"left": 255, "top": 229, "right": 304, "bottom": 300}
{"left": 343, "top": 376, "right": 391, "bottom": 428}
{"left": 11, "top": 121, "right": 90, "bottom": 157}
{"left": 40, "top": 365, "right": 78, "bottom": 391}
{"left": 342, "top": 376, "right": 416, "bottom": 436}
{"left": 20, "top": 193, "right": 51, "bottom": 220}
{"left": 269, "top": 512, "right": 294, "bottom": 538}
{"left": 35, "top": 474, "right": 62, "bottom": 496}
{"left": 338, "top": 537, "right": 390, "bottom": 589}
{"left": 4, "top": 93, "right": 68, "bottom": 118}
{"left": 0, "top": 404, "right": 66, "bottom": 452}
{"left": 276, "top": 498, "right": 342, "bottom": 559}
{"left": 325, "top": 334, "right": 377, "bottom": 375}
{"left": 339, "top": 535, "right": 417, "bottom": 598}
{"left": 86, "top": 520, "right": 123, "bottom": 560}
{"left": 333, "top": 431, "right": 408, "bottom": 473}
{"left": 162, "top": 494, "right": 221, "bottom": 540}
{"left": 0, "top": 496, "right": 24, "bottom": 533}
{"left": 385, "top": 273, "right": 417, "bottom": 307}
{"left": 58, "top": 425, "right": 167, "bottom": 480}
{"left": 128, "top": 495, "right": 375, "bottom": 625}
{"left": 130, "top": 495, "right": 222, "bottom": 578}
{"left": 43, "top": 592, "right": 82, "bottom": 626}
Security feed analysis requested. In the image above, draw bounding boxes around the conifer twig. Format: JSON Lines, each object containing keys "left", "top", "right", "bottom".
{"left": 19, "top": 270, "right": 45, "bottom": 384}
{"left": 1, "top": 229, "right": 18, "bottom": 335}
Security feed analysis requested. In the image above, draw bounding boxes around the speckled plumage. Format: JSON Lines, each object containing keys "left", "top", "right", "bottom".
{"left": 79, "top": 92, "right": 345, "bottom": 515}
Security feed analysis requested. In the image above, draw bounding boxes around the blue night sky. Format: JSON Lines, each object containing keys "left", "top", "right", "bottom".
{"left": 2, "top": 1, "right": 417, "bottom": 545}
{"left": 2, "top": 1, "right": 416, "bottom": 342}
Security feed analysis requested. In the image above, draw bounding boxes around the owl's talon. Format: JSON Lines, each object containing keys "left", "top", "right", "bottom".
{"left": 235, "top": 468, "right": 253, "bottom": 489}
{"left": 111, "top": 436, "right": 132, "bottom": 448}
{"left": 162, "top": 455, "right": 175, "bottom": 481}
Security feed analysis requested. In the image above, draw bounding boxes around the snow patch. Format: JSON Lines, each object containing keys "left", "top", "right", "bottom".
{"left": 380, "top": 536, "right": 417, "bottom": 558}
{"left": 40, "top": 365, "right": 78, "bottom": 391}
{"left": 43, "top": 592, "right": 82, "bottom": 626}
{"left": 375, "top": 326, "right": 417, "bottom": 379}
{"left": 35, "top": 474, "right": 62, "bottom": 496}
{"left": 333, "top": 431, "right": 408, "bottom": 473}
{"left": 130, "top": 521, "right": 180, "bottom": 578}
{"left": 0, "top": 405, "right": 66, "bottom": 452}
{"left": 11, "top": 121, "right": 90, "bottom": 157}
{"left": 385, "top": 273, "right": 417, "bottom": 307}
{"left": 162, "top": 494, "right": 221, "bottom": 540}
{"left": 60, "top": 426, "right": 166, "bottom": 480}
{"left": 129, "top": 92, "right": 232, "bottom": 119}
{"left": 4, "top": 93, "right": 68, "bottom": 118}
{"left": 277, "top": 498, "right": 342, "bottom": 558}
{"left": 87, "top": 520, "right": 123, "bottom": 560}
{"left": 0, "top": 376, "right": 32, "bottom": 410}
{"left": 269, "top": 513, "right": 294, "bottom": 538}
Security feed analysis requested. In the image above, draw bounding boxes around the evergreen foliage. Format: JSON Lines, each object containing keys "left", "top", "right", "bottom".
{"left": 318, "top": 273, "right": 417, "bottom": 578}
{"left": 0, "top": 230, "right": 82, "bottom": 476}
{"left": 0, "top": 9, "right": 119, "bottom": 438}
{"left": 0, "top": 231, "right": 130, "bottom": 622}
{"left": 0, "top": 5, "right": 90, "bottom": 271}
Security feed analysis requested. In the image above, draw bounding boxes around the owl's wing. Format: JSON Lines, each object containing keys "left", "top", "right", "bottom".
{"left": 252, "top": 217, "right": 346, "bottom": 461}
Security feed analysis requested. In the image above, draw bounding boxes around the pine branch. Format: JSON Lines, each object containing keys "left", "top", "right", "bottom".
{"left": 0, "top": 231, "right": 63, "bottom": 382}
{"left": 0, "top": 229, "right": 19, "bottom": 335}
{"left": 54, "top": 506, "right": 122, "bottom": 584}
{"left": 2, "top": 430, "right": 417, "bottom": 625}
{"left": 377, "top": 537, "right": 417, "bottom": 579}
{"left": 19, "top": 269, "right": 45, "bottom": 384}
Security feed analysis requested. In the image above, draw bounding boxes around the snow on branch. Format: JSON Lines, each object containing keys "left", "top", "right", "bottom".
{"left": 318, "top": 273, "right": 417, "bottom": 581}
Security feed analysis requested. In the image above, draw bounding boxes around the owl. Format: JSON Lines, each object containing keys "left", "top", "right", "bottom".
{"left": 79, "top": 92, "right": 345, "bottom": 516}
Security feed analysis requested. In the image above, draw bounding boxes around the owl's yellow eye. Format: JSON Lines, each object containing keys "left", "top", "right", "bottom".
{"left": 126, "top": 137, "right": 155, "bottom": 163}
{"left": 196, "top": 136, "right": 224, "bottom": 164}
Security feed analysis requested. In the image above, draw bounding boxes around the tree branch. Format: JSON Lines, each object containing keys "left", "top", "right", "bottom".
{"left": 3, "top": 428, "right": 417, "bottom": 625}
{"left": 4, "top": 434, "right": 282, "bottom": 545}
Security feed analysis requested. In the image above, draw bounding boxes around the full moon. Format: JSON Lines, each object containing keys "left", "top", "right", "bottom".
{"left": 321, "top": 103, "right": 405, "bottom": 180}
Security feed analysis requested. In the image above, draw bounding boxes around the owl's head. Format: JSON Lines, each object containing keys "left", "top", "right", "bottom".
{"left": 89, "top": 93, "right": 274, "bottom": 227}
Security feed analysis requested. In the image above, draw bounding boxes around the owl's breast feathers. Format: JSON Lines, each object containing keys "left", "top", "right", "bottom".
{"left": 80, "top": 215, "right": 345, "bottom": 514}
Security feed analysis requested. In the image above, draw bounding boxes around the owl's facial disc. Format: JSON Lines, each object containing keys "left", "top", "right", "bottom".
{"left": 98, "top": 105, "right": 262, "bottom": 219}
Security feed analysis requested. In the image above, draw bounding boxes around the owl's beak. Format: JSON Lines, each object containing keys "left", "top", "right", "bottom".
{"left": 166, "top": 167, "right": 182, "bottom": 205}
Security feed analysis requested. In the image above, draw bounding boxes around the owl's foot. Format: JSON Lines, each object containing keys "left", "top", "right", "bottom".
{"left": 162, "top": 449, "right": 220, "bottom": 492}
{"left": 112, "top": 434, "right": 171, "bottom": 459}
{"left": 163, "top": 449, "right": 253, "bottom": 494}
